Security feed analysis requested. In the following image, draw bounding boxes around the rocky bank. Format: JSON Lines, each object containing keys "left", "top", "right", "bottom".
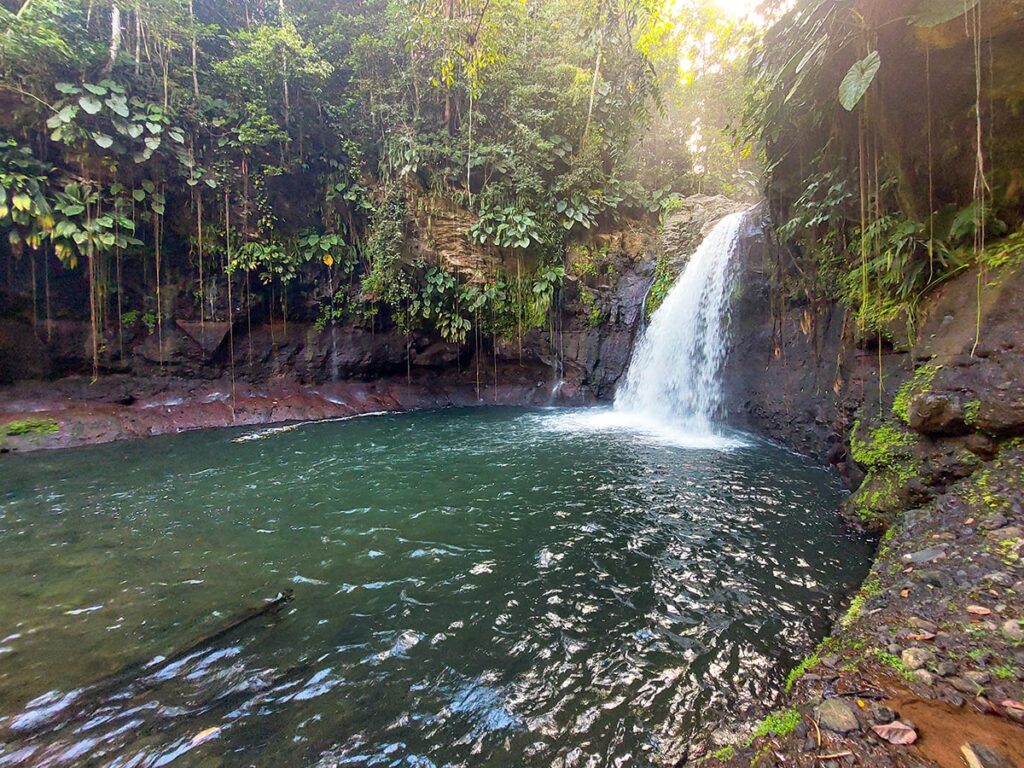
{"left": 707, "top": 220, "right": 1024, "bottom": 766}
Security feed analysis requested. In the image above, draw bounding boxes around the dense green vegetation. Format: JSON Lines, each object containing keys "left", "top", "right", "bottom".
{"left": 2, "top": 0, "right": 1021, "bottom": 383}
{"left": 0, "top": 0, "right": 757, "bottom": 378}
{"left": 747, "top": 0, "right": 1024, "bottom": 344}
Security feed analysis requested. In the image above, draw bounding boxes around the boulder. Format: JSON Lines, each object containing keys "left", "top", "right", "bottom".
{"left": 907, "top": 392, "right": 967, "bottom": 435}
{"left": 815, "top": 699, "right": 860, "bottom": 734}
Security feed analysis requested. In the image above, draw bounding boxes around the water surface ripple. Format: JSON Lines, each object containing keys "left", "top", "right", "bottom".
{"left": 0, "top": 407, "right": 871, "bottom": 767}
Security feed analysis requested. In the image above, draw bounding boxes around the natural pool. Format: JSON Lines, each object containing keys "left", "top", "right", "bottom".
{"left": 0, "top": 407, "right": 872, "bottom": 767}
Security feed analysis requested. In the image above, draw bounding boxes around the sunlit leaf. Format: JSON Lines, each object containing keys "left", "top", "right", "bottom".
{"left": 838, "top": 51, "right": 880, "bottom": 111}
{"left": 79, "top": 95, "right": 102, "bottom": 115}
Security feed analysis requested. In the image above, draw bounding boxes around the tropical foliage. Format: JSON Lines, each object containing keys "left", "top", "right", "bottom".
{"left": 1, "top": 0, "right": 761, "bottom": 380}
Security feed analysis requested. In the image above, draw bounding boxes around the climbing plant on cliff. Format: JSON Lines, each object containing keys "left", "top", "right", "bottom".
{"left": 746, "top": 0, "right": 1022, "bottom": 345}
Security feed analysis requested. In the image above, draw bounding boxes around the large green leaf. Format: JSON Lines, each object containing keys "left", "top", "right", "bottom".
{"left": 911, "top": 0, "right": 979, "bottom": 27}
{"left": 105, "top": 96, "right": 130, "bottom": 118}
{"left": 78, "top": 95, "right": 102, "bottom": 115}
{"left": 838, "top": 51, "right": 880, "bottom": 111}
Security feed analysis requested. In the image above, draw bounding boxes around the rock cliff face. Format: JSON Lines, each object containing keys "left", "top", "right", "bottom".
{"left": 710, "top": 214, "right": 1024, "bottom": 768}
{"left": 721, "top": 218, "right": 1024, "bottom": 524}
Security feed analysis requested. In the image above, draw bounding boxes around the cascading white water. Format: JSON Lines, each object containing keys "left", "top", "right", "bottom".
{"left": 614, "top": 210, "right": 748, "bottom": 436}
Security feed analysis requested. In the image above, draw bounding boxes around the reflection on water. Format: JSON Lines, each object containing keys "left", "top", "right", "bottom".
{"left": 0, "top": 407, "right": 871, "bottom": 766}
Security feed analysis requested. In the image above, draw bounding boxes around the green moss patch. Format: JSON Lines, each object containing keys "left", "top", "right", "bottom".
{"left": 2, "top": 418, "right": 59, "bottom": 438}
{"left": 748, "top": 708, "right": 802, "bottom": 744}
{"left": 892, "top": 364, "right": 941, "bottom": 424}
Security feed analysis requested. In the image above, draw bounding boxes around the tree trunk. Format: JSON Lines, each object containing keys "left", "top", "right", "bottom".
{"left": 102, "top": 3, "right": 121, "bottom": 76}
{"left": 189, "top": 0, "right": 200, "bottom": 100}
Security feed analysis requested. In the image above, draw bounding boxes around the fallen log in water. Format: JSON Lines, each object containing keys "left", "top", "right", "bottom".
{"left": 1, "top": 589, "right": 295, "bottom": 742}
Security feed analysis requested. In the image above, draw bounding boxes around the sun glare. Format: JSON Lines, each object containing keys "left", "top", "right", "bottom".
{"left": 712, "top": 0, "right": 766, "bottom": 22}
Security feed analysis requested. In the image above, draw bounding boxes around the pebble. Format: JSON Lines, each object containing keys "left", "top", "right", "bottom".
{"left": 916, "top": 570, "right": 948, "bottom": 587}
{"left": 911, "top": 669, "right": 935, "bottom": 686}
{"left": 903, "top": 546, "right": 947, "bottom": 564}
{"left": 815, "top": 699, "right": 860, "bottom": 734}
{"left": 901, "top": 647, "right": 934, "bottom": 670}
{"left": 935, "top": 661, "right": 957, "bottom": 677}
{"left": 960, "top": 743, "right": 1015, "bottom": 768}
{"left": 965, "top": 670, "right": 990, "bottom": 686}
{"left": 870, "top": 705, "right": 896, "bottom": 724}
{"left": 982, "top": 572, "right": 1013, "bottom": 586}
{"left": 1002, "top": 618, "right": 1024, "bottom": 641}
{"left": 950, "top": 676, "right": 982, "bottom": 694}
{"left": 980, "top": 514, "right": 1007, "bottom": 531}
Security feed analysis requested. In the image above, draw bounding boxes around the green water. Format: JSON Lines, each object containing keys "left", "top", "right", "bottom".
{"left": 0, "top": 407, "right": 871, "bottom": 766}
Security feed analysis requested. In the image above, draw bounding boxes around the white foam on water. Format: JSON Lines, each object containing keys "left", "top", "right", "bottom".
{"left": 540, "top": 210, "right": 752, "bottom": 450}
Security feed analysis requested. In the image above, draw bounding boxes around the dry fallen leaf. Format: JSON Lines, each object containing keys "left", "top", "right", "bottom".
{"left": 966, "top": 605, "right": 992, "bottom": 616}
{"left": 965, "top": 517, "right": 975, "bottom": 525}
{"left": 871, "top": 721, "right": 917, "bottom": 745}
{"left": 907, "top": 632, "right": 935, "bottom": 641}
{"left": 1002, "top": 699, "right": 1024, "bottom": 711}
{"left": 899, "top": 589, "right": 909, "bottom": 598}
{"left": 189, "top": 727, "right": 221, "bottom": 747}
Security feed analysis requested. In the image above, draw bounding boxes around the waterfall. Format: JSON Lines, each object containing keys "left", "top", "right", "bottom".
{"left": 615, "top": 210, "right": 748, "bottom": 437}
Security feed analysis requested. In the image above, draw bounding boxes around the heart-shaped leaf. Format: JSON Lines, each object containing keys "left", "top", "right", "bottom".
{"left": 105, "top": 96, "right": 130, "bottom": 118}
{"left": 79, "top": 95, "right": 102, "bottom": 115}
{"left": 92, "top": 133, "right": 114, "bottom": 149}
{"left": 83, "top": 83, "right": 108, "bottom": 95}
{"left": 838, "top": 51, "right": 880, "bottom": 111}
{"left": 55, "top": 82, "right": 79, "bottom": 95}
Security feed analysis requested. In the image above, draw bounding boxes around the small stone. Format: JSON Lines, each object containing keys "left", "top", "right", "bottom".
{"left": 911, "top": 669, "right": 935, "bottom": 686}
{"left": 982, "top": 572, "right": 1012, "bottom": 586}
{"left": 960, "top": 743, "right": 1014, "bottom": 768}
{"left": 901, "top": 647, "right": 934, "bottom": 670}
{"left": 950, "top": 676, "right": 982, "bottom": 694}
{"left": 916, "top": 570, "right": 948, "bottom": 587}
{"left": 992, "top": 525, "right": 1023, "bottom": 540}
{"left": 903, "top": 546, "right": 947, "bottom": 564}
{"left": 980, "top": 514, "right": 1007, "bottom": 531}
{"left": 871, "top": 705, "right": 896, "bottom": 724}
{"left": 816, "top": 698, "right": 860, "bottom": 734}
{"left": 1002, "top": 619, "right": 1024, "bottom": 642}
{"left": 943, "top": 690, "right": 966, "bottom": 708}
{"left": 965, "top": 670, "right": 990, "bottom": 686}
{"left": 936, "top": 661, "right": 957, "bottom": 677}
